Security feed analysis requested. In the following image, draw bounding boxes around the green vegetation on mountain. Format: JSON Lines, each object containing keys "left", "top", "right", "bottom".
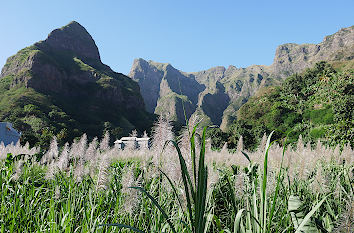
{"left": 0, "top": 21, "right": 154, "bottom": 148}
{"left": 210, "top": 61, "right": 353, "bottom": 150}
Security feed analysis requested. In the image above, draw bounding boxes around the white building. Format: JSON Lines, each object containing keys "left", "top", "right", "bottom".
{"left": 114, "top": 136, "right": 151, "bottom": 150}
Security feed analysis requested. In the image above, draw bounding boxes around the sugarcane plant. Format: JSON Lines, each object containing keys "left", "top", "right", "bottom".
{"left": 104, "top": 124, "right": 211, "bottom": 233}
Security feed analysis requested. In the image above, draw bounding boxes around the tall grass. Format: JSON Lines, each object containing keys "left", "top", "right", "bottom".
{"left": 0, "top": 119, "right": 353, "bottom": 232}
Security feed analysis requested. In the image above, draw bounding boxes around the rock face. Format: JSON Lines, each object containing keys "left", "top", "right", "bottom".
{"left": 129, "top": 25, "right": 354, "bottom": 130}
{"left": 40, "top": 21, "right": 101, "bottom": 61}
{"left": 129, "top": 59, "right": 205, "bottom": 122}
{"left": 0, "top": 21, "right": 154, "bottom": 140}
{"left": 273, "top": 26, "right": 354, "bottom": 77}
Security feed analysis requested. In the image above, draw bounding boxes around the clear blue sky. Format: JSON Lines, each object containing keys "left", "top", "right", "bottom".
{"left": 1, "top": 0, "right": 353, "bottom": 75}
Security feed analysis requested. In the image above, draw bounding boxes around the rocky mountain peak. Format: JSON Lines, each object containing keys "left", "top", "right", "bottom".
{"left": 38, "top": 21, "right": 101, "bottom": 61}
{"left": 129, "top": 26, "right": 353, "bottom": 129}
{"left": 0, "top": 21, "right": 154, "bottom": 144}
{"left": 272, "top": 26, "right": 354, "bottom": 76}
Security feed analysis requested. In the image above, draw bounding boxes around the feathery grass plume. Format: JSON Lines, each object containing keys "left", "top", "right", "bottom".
{"left": 236, "top": 136, "right": 243, "bottom": 154}
{"left": 334, "top": 177, "right": 342, "bottom": 199}
{"left": 310, "top": 166, "right": 329, "bottom": 193}
{"left": 234, "top": 173, "right": 245, "bottom": 197}
{"left": 129, "top": 129, "right": 138, "bottom": 137}
{"left": 151, "top": 115, "right": 174, "bottom": 152}
{"left": 151, "top": 115, "right": 175, "bottom": 169}
{"left": 12, "top": 159, "right": 24, "bottom": 181}
{"left": 45, "top": 161, "right": 57, "bottom": 180}
{"left": 0, "top": 141, "right": 39, "bottom": 158}
{"left": 259, "top": 133, "right": 268, "bottom": 153}
{"left": 54, "top": 186, "right": 61, "bottom": 200}
{"left": 78, "top": 134, "right": 88, "bottom": 159}
{"left": 332, "top": 144, "right": 340, "bottom": 161}
{"left": 265, "top": 171, "right": 277, "bottom": 196}
{"left": 86, "top": 137, "right": 98, "bottom": 162}
{"left": 100, "top": 131, "right": 110, "bottom": 152}
{"left": 95, "top": 153, "right": 111, "bottom": 190}
{"left": 221, "top": 142, "right": 228, "bottom": 153}
{"left": 340, "top": 143, "right": 353, "bottom": 165}
{"left": 41, "top": 137, "right": 59, "bottom": 164}
{"left": 206, "top": 138, "right": 212, "bottom": 152}
{"left": 73, "top": 158, "right": 86, "bottom": 182}
{"left": 121, "top": 166, "right": 141, "bottom": 214}
{"left": 142, "top": 130, "right": 148, "bottom": 138}
{"left": 70, "top": 136, "right": 88, "bottom": 181}
{"left": 57, "top": 143, "right": 70, "bottom": 171}
{"left": 69, "top": 134, "right": 88, "bottom": 161}
{"left": 207, "top": 166, "right": 219, "bottom": 190}
{"left": 296, "top": 134, "right": 304, "bottom": 153}
{"left": 163, "top": 152, "right": 181, "bottom": 188}
{"left": 267, "top": 142, "right": 283, "bottom": 172}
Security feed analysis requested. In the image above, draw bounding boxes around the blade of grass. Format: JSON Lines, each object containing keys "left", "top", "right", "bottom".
{"left": 260, "top": 131, "right": 274, "bottom": 232}
{"left": 234, "top": 209, "right": 245, "bottom": 233}
{"left": 190, "top": 124, "right": 200, "bottom": 192}
{"left": 241, "top": 151, "right": 251, "bottom": 163}
{"left": 130, "top": 186, "right": 177, "bottom": 233}
{"left": 158, "top": 168, "right": 184, "bottom": 211}
{"left": 167, "top": 140, "right": 195, "bottom": 231}
{"left": 294, "top": 195, "right": 329, "bottom": 233}
{"left": 196, "top": 127, "right": 208, "bottom": 232}
{"left": 267, "top": 131, "right": 291, "bottom": 232}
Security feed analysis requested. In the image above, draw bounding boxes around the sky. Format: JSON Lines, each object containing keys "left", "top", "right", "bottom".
{"left": 1, "top": 0, "right": 353, "bottom": 75}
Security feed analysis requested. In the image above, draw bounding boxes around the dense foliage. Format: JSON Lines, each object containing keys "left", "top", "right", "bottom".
{"left": 210, "top": 61, "right": 353, "bottom": 150}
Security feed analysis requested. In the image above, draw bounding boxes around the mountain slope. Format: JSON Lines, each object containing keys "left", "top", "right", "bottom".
{"left": 0, "top": 21, "right": 154, "bottom": 147}
{"left": 129, "top": 26, "right": 354, "bottom": 129}
{"left": 225, "top": 61, "right": 353, "bottom": 150}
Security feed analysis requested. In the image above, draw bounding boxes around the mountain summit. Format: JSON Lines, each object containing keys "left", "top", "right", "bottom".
{"left": 38, "top": 21, "right": 101, "bottom": 61}
{"left": 0, "top": 21, "right": 154, "bottom": 147}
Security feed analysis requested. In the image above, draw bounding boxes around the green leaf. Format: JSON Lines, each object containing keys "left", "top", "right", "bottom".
{"left": 234, "top": 209, "right": 245, "bottom": 233}
{"left": 130, "top": 186, "right": 177, "bottom": 233}
{"left": 294, "top": 195, "right": 328, "bottom": 233}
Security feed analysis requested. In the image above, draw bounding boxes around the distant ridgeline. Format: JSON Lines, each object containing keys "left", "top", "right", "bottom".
{"left": 129, "top": 26, "right": 353, "bottom": 149}
{"left": 0, "top": 21, "right": 155, "bottom": 148}
{"left": 129, "top": 26, "right": 354, "bottom": 130}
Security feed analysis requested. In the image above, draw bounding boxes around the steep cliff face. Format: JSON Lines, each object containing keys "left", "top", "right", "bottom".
{"left": 129, "top": 59, "right": 205, "bottom": 122}
{"left": 0, "top": 21, "right": 154, "bottom": 146}
{"left": 129, "top": 25, "right": 354, "bottom": 130}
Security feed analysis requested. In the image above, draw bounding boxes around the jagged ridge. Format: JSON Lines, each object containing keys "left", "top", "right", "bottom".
{"left": 129, "top": 25, "right": 354, "bottom": 130}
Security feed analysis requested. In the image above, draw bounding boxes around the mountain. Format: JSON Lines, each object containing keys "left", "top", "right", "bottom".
{"left": 129, "top": 26, "right": 354, "bottom": 130}
{"left": 223, "top": 60, "right": 354, "bottom": 150}
{"left": 0, "top": 21, "right": 154, "bottom": 147}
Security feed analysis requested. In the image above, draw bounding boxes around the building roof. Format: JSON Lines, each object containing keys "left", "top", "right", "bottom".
{"left": 114, "top": 137, "right": 151, "bottom": 144}
{"left": 136, "top": 138, "right": 150, "bottom": 141}
{"left": 120, "top": 137, "right": 137, "bottom": 141}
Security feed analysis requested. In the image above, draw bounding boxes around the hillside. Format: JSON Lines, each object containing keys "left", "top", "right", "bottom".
{"left": 0, "top": 21, "right": 154, "bottom": 147}
{"left": 129, "top": 26, "right": 354, "bottom": 129}
{"left": 208, "top": 61, "right": 353, "bottom": 150}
